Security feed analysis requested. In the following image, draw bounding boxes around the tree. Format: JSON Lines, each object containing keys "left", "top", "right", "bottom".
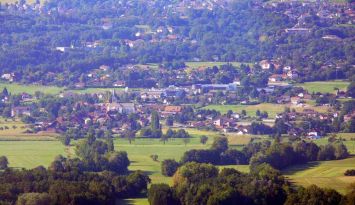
{"left": 107, "top": 151, "right": 130, "bottom": 174}
{"left": 148, "top": 184, "right": 179, "bottom": 205}
{"left": 60, "top": 135, "right": 71, "bottom": 146}
{"left": 285, "top": 185, "right": 342, "bottom": 205}
{"left": 200, "top": 135, "right": 208, "bottom": 145}
{"left": 151, "top": 111, "right": 160, "bottom": 130}
{"left": 183, "top": 138, "right": 190, "bottom": 146}
{"left": 16, "top": 193, "right": 52, "bottom": 205}
{"left": 161, "top": 159, "right": 180, "bottom": 177}
{"left": 211, "top": 137, "right": 228, "bottom": 153}
{"left": 347, "top": 82, "right": 355, "bottom": 98}
{"left": 166, "top": 115, "right": 174, "bottom": 126}
{"left": 150, "top": 154, "right": 159, "bottom": 162}
{"left": 107, "top": 137, "right": 114, "bottom": 152}
{"left": 161, "top": 134, "right": 169, "bottom": 144}
{"left": 256, "top": 109, "right": 261, "bottom": 116}
{"left": 2, "top": 87, "right": 9, "bottom": 96}
{"left": 173, "top": 162, "right": 219, "bottom": 185}
{"left": 241, "top": 110, "right": 247, "bottom": 116}
{"left": 0, "top": 156, "right": 8, "bottom": 169}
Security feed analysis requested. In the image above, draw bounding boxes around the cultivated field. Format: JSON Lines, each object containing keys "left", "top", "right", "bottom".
{"left": 295, "top": 81, "right": 350, "bottom": 94}
{"left": 202, "top": 103, "right": 330, "bottom": 118}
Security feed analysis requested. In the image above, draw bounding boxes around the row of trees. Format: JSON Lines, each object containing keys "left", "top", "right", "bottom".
{"left": 150, "top": 162, "right": 355, "bottom": 205}
{"left": 0, "top": 166, "right": 150, "bottom": 204}
{"left": 161, "top": 137, "right": 349, "bottom": 177}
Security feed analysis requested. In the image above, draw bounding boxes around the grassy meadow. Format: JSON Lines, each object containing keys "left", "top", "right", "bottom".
{"left": 0, "top": 141, "right": 67, "bottom": 168}
{"left": 295, "top": 81, "right": 350, "bottom": 94}
{"left": 185, "top": 61, "right": 249, "bottom": 69}
{"left": 283, "top": 157, "right": 355, "bottom": 194}
{"left": 115, "top": 128, "right": 256, "bottom": 184}
{"left": 0, "top": 82, "right": 64, "bottom": 95}
{"left": 202, "top": 103, "right": 330, "bottom": 118}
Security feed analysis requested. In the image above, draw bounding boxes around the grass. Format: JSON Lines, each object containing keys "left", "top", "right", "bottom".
{"left": 70, "top": 87, "right": 126, "bottom": 94}
{"left": 283, "top": 157, "right": 355, "bottom": 194}
{"left": 202, "top": 103, "right": 330, "bottom": 118}
{"left": 185, "top": 61, "right": 248, "bottom": 69}
{"left": 295, "top": 81, "right": 349, "bottom": 94}
{"left": 0, "top": 141, "right": 67, "bottom": 168}
{"left": 0, "top": 118, "right": 58, "bottom": 141}
{"left": 0, "top": 82, "right": 64, "bottom": 95}
{"left": 313, "top": 134, "right": 355, "bottom": 155}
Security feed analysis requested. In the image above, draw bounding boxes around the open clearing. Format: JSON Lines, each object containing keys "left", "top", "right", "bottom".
{"left": 295, "top": 81, "right": 349, "bottom": 94}
{"left": 202, "top": 103, "right": 330, "bottom": 118}
{"left": 283, "top": 156, "right": 355, "bottom": 194}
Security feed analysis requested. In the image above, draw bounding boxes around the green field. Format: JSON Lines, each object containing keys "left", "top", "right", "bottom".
{"left": 314, "top": 133, "right": 355, "bottom": 154}
{"left": 295, "top": 81, "right": 350, "bottom": 94}
{"left": 283, "top": 157, "right": 355, "bottom": 194}
{"left": 0, "top": 141, "right": 67, "bottom": 168}
{"left": 0, "top": 82, "right": 64, "bottom": 95}
{"left": 70, "top": 87, "right": 126, "bottom": 94}
{"left": 185, "top": 61, "right": 249, "bottom": 69}
{"left": 202, "top": 103, "right": 329, "bottom": 118}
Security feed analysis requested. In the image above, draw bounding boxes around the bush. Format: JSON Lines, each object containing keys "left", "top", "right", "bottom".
{"left": 161, "top": 159, "right": 180, "bottom": 177}
{"left": 0, "top": 156, "right": 8, "bottom": 169}
{"left": 148, "top": 184, "right": 179, "bottom": 205}
{"left": 345, "top": 169, "right": 355, "bottom": 176}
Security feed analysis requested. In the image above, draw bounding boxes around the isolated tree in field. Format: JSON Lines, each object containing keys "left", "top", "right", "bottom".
{"left": 0, "top": 156, "right": 8, "bottom": 169}
{"left": 161, "top": 134, "right": 169, "bottom": 144}
{"left": 107, "top": 137, "right": 114, "bottom": 152}
{"left": 2, "top": 87, "right": 8, "bottom": 96}
{"left": 166, "top": 115, "right": 174, "bottom": 126}
{"left": 200, "top": 135, "right": 208, "bottom": 145}
{"left": 211, "top": 137, "right": 228, "bottom": 153}
{"left": 150, "top": 154, "right": 158, "bottom": 162}
{"left": 226, "top": 110, "right": 233, "bottom": 118}
{"left": 151, "top": 111, "right": 160, "bottom": 130}
{"left": 241, "top": 110, "right": 247, "bottom": 116}
{"left": 256, "top": 109, "right": 261, "bottom": 116}
{"left": 183, "top": 138, "right": 190, "bottom": 146}
{"left": 60, "top": 135, "right": 71, "bottom": 146}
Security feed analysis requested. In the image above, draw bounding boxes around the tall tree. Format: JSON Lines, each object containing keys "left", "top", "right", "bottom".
{"left": 151, "top": 111, "right": 160, "bottom": 130}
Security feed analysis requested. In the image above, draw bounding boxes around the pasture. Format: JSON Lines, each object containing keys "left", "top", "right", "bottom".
{"left": 0, "top": 141, "right": 67, "bottom": 168}
{"left": 283, "top": 157, "right": 355, "bottom": 194}
{"left": 202, "top": 103, "right": 330, "bottom": 118}
{"left": 295, "top": 81, "right": 349, "bottom": 94}
{"left": 0, "top": 118, "right": 58, "bottom": 141}
{"left": 0, "top": 82, "right": 63, "bottom": 95}
{"left": 185, "top": 61, "right": 248, "bottom": 69}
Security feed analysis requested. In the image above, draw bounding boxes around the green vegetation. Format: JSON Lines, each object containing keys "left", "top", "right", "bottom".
{"left": 0, "top": 118, "right": 57, "bottom": 140}
{"left": 70, "top": 87, "right": 126, "bottom": 94}
{"left": 283, "top": 157, "right": 355, "bottom": 194}
{"left": 202, "top": 103, "right": 329, "bottom": 117}
{"left": 185, "top": 61, "right": 248, "bottom": 70}
{"left": 0, "top": 141, "right": 67, "bottom": 168}
{"left": 296, "top": 81, "right": 350, "bottom": 94}
{"left": 0, "top": 82, "right": 63, "bottom": 95}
